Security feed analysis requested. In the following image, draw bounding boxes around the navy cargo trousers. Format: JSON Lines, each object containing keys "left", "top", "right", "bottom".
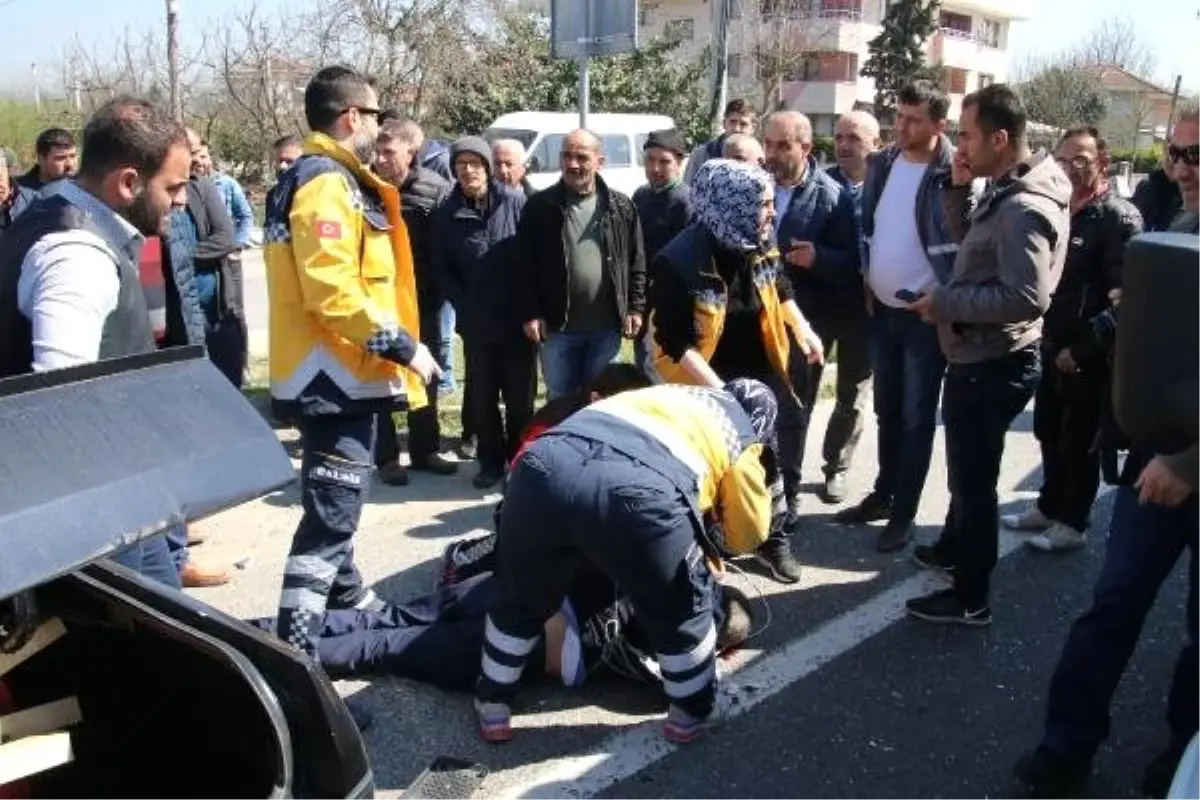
{"left": 476, "top": 434, "right": 719, "bottom": 719}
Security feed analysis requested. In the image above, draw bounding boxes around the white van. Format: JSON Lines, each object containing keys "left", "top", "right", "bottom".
{"left": 483, "top": 111, "right": 677, "bottom": 198}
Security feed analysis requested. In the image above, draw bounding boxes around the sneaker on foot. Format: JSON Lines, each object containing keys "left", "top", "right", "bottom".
{"left": 662, "top": 704, "right": 714, "bottom": 745}
{"left": 820, "top": 472, "right": 848, "bottom": 505}
{"left": 377, "top": 462, "right": 410, "bottom": 487}
{"left": 905, "top": 588, "right": 991, "bottom": 626}
{"left": 755, "top": 538, "right": 802, "bottom": 584}
{"left": 875, "top": 522, "right": 912, "bottom": 553}
{"left": 1026, "top": 523, "right": 1087, "bottom": 553}
{"left": 1011, "top": 745, "right": 1090, "bottom": 798}
{"left": 1002, "top": 506, "right": 1054, "bottom": 532}
{"left": 329, "top": 589, "right": 389, "bottom": 614}
{"left": 911, "top": 544, "right": 956, "bottom": 582}
{"left": 457, "top": 436, "right": 478, "bottom": 461}
{"left": 785, "top": 494, "right": 803, "bottom": 530}
{"left": 438, "top": 533, "right": 498, "bottom": 589}
{"left": 411, "top": 453, "right": 460, "bottom": 475}
{"left": 1141, "top": 740, "right": 1190, "bottom": 799}
{"left": 474, "top": 699, "right": 513, "bottom": 743}
{"left": 833, "top": 491, "right": 892, "bottom": 525}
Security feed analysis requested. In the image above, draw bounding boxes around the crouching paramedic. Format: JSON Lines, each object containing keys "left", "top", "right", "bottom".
{"left": 263, "top": 65, "right": 439, "bottom": 683}
{"left": 475, "top": 378, "right": 780, "bottom": 744}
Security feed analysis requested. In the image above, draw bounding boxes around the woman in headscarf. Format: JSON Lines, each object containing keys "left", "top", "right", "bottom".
{"left": 647, "top": 158, "right": 823, "bottom": 584}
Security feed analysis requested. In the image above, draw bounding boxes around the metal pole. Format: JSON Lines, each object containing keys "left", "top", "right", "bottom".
{"left": 710, "top": 0, "right": 730, "bottom": 134}
{"left": 166, "top": 0, "right": 182, "bottom": 122}
{"left": 1167, "top": 74, "right": 1183, "bottom": 134}
{"left": 579, "top": 56, "right": 590, "bottom": 130}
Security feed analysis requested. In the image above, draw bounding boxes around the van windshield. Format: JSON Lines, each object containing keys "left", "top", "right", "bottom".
{"left": 482, "top": 128, "right": 537, "bottom": 148}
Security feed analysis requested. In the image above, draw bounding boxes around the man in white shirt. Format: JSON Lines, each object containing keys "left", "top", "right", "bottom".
{"left": 0, "top": 95, "right": 192, "bottom": 584}
{"left": 834, "top": 80, "right": 968, "bottom": 553}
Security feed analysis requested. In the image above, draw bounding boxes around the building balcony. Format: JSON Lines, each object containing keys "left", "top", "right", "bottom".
{"left": 940, "top": 0, "right": 1032, "bottom": 21}
{"left": 781, "top": 79, "right": 862, "bottom": 115}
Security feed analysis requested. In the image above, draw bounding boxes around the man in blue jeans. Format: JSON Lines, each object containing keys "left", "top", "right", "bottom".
{"left": 835, "top": 80, "right": 966, "bottom": 552}
{"left": 515, "top": 130, "right": 646, "bottom": 399}
{"left": 906, "top": 84, "right": 1069, "bottom": 624}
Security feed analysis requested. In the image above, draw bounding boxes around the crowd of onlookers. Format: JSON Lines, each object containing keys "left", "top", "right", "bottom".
{"left": 0, "top": 62, "right": 1197, "bottom": 796}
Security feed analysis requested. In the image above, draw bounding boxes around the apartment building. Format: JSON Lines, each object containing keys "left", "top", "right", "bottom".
{"left": 638, "top": 0, "right": 1033, "bottom": 134}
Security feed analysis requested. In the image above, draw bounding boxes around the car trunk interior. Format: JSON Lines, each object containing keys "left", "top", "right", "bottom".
{"left": 2, "top": 573, "right": 289, "bottom": 798}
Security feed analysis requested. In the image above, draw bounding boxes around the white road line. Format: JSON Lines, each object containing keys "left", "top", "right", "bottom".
{"left": 494, "top": 527, "right": 1040, "bottom": 799}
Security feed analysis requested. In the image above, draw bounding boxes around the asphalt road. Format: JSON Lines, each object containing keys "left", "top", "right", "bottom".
{"left": 186, "top": 373, "right": 1193, "bottom": 800}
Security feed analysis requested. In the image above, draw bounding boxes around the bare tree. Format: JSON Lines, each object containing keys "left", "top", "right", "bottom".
{"left": 1070, "top": 16, "right": 1157, "bottom": 80}
{"left": 737, "top": 0, "right": 836, "bottom": 114}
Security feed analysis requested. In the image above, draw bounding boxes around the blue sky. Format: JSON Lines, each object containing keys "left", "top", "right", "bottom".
{"left": 1, "top": 0, "right": 1197, "bottom": 92}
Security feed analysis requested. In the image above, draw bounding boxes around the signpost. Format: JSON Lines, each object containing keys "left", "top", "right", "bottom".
{"left": 550, "top": 0, "right": 639, "bottom": 130}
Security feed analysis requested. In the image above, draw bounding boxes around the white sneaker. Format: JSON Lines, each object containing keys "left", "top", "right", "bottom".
{"left": 1026, "top": 523, "right": 1087, "bottom": 553}
{"left": 1002, "top": 507, "right": 1054, "bottom": 532}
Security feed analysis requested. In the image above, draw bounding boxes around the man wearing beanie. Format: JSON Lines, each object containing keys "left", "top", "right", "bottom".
{"left": 632, "top": 129, "right": 692, "bottom": 369}
{"left": 431, "top": 136, "right": 532, "bottom": 489}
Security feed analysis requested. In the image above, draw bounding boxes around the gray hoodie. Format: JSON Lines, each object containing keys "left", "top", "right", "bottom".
{"left": 930, "top": 151, "right": 1071, "bottom": 364}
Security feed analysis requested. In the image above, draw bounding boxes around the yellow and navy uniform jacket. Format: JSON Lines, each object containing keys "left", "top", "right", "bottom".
{"left": 263, "top": 132, "right": 426, "bottom": 416}
{"left": 552, "top": 384, "right": 772, "bottom": 557}
{"left": 646, "top": 224, "right": 792, "bottom": 387}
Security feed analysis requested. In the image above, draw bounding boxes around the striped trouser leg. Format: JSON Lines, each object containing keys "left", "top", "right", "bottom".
{"left": 476, "top": 615, "right": 543, "bottom": 704}
{"left": 658, "top": 607, "right": 718, "bottom": 719}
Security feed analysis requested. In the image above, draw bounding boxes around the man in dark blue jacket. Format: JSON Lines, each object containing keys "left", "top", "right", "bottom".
{"left": 432, "top": 137, "right": 532, "bottom": 489}
{"left": 763, "top": 110, "right": 861, "bottom": 517}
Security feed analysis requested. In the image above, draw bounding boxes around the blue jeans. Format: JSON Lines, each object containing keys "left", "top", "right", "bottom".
{"left": 936, "top": 346, "right": 1041, "bottom": 606}
{"left": 205, "top": 316, "right": 248, "bottom": 390}
{"left": 539, "top": 329, "right": 622, "bottom": 401}
{"left": 868, "top": 305, "right": 947, "bottom": 525}
{"left": 1043, "top": 484, "right": 1199, "bottom": 759}
{"left": 110, "top": 534, "right": 182, "bottom": 590}
{"left": 164, "top": 520, "right": 190, "bottom": 571}
{"left": 438, "top": 301, "right": 456, "bottom": 395}
{"left": 276, "top": 414, "right": 375, "bottom": 658}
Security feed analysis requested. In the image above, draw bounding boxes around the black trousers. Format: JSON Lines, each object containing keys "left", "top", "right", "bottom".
{"left": 794, "top": 310, "right": 872, "bottom": 480}
{"left": 374, "top": 313, "right": 442, "bottom": 467}
{"left": 1033, "top": 360, "right": 1105, "bottom": 531}
{"left": 464, "top": 337, "right": 537, "bottom": 474}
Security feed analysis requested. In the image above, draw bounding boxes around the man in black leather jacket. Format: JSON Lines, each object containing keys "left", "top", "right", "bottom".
{"left": 1001, "top": 126, "right": 1142, "bottom": 551}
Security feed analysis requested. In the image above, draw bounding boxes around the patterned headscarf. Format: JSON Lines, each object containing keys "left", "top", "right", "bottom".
{"left": 723, "top": 377, "right": 778, "bottom": 452}
{"left": 692, "top": 158, "right": 774, "bottom": 253}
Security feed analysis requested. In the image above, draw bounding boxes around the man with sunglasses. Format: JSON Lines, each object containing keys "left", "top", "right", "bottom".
{"left": 263, "top": 66, "right": 439, "bottom": 728}
{"left": 1012, "top": 109, "right": 1199, "bottom": 799}
{"left": 1001, "top": 127, "right": 1142, "bottom": 552}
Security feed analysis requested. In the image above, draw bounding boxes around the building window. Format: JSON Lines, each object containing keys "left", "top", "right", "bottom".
{"left": 978, "top": 18, "right": 1001, "bottom": 48}
{"left": 820, "top": 0, "right": 863, "bottom": 18}
{"left": 978, "top": 72, "right": 995, "bottom": 88}
{"left": 728, "top": 53, "right": 743, "bottom": 79}
{"left": 940, "top": 66, "right": 969, "bottom": 94}
{"left": 664, "top": 17, "right": 695, "bottom": 40}
{"left": 639, "top": 4, "right": 656, "bottom": 27}
{"left": 761, "top": 0, "right": 808, "bottom": 18}
{"left": 938, "top": 10, "right": 972, "bottom": 39}
{"left": 797, "top": 51, "right": 858, "bottom": 82}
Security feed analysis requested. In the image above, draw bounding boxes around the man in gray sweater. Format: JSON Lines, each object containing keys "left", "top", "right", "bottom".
{"left": 903, "top": 84, "right": 1071, "bottom": 625}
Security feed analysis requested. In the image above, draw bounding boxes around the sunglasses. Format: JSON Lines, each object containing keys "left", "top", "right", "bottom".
{"left": 1168, "top": 144, "right": 1199, "bottom": 167}
{"left": 343, "top": 106, "right": 382, "bottom": 118}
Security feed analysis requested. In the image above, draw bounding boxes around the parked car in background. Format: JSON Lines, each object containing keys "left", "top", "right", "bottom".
{"left": 483, "top": 111, "right": 679, "bottom": 197}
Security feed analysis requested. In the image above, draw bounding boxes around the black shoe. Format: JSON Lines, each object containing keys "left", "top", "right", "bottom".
{"left": 411, "top": 453, "right": 460, "bottom": 475}
{"left": 1012, "top": 745, "right": 1090, "bottom": 798}
{"left": 343, "top": 695, "right": 374, "bottom": 733}
{"left": 912, "top": 544, "right": 956, "bottom": 582}
{"left": 820, "top": 472, "right": 848, "bottom": 504}
{"left": 875, "top": 522, "right": 912, "bottom": 553}
{"left": 473, "top": 469, "right": 504, "bottom": 490}
{"left": 377, "top": 462, "right": 410, "bottom": 486}
{"left": 785, "top": 494, "right": 803, "bottom": 530}
{"left": 1141, "top": 741, "right": 1189, "bottom": 798}
{"left": 755, "top": 538, "right": 802, "bottom": 584}
{"left": 457, "top": 436, "right": 478, "bottom": 460}
{"left": 438, "top": 532, "right": 498, "bottom": 589}
{"left": 833, "top": 491, "right": 892, "bottom": 525}
{"left": 905, "top": 588, "right": 991, "bottom": 626}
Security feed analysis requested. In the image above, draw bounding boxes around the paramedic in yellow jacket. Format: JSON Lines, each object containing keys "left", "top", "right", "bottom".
{"left": 262, "top": 66, "right": 440, "bottom": 694}
{"left": 648, "top": 158, "right": 823, "bottom": 585}
{"left": 475, "top": 378, "right": 779, "bottom": 746}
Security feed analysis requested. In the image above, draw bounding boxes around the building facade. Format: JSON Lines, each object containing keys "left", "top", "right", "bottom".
{"left": 638, "top": 0, "right": 1033, "bottom": 134}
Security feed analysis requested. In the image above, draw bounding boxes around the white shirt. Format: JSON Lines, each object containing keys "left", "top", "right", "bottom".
{"left": 15, "top": 181, "right": 142, "bottom": 372}
{"left": 867, "top": 155, "right": 937, "bottom": 308}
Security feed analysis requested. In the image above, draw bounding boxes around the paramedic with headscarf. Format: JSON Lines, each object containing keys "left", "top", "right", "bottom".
{"left": 474, "top": 379, "right": 780, "bottom": 746}
{"left": 646, "top": 158, "right": 823, "bottom": 584}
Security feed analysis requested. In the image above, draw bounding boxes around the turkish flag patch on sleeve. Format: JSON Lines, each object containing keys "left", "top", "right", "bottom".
{"left": 314, "top": 220, "right": 343, "bottom": 239}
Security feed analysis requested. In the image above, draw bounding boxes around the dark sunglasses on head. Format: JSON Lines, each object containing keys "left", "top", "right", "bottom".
{"left": 1168, "top": 144, "right": 1199, "bottom": 166}
{"left": 343, "top": 106, "right": 381, "bottom": 118}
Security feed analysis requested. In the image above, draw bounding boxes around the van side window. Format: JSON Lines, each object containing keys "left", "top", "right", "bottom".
{"left": 530, "top": 132, "right": 637, "bottom": 171}
{"left": 634, "top": 134, "right": 649, "bottom": 165}
{"left": 602, "top": 135, "right": 632, "bottom": 167}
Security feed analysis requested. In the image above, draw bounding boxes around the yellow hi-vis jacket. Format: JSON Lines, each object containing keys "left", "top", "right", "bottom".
{"left": 263, "top": 132, "right": 427, "bottom": 414}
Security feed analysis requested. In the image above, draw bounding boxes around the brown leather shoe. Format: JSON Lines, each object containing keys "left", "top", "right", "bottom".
{"left": 180, "top": 561, "right": 231, "bottom": 588}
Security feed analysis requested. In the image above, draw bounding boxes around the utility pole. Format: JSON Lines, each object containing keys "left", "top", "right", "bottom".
{"left": 1167, "top": 73, "right": 1183, "bottom": 133}
{"left": 166, "top": 0, "right": 183, "bottom": 122}
{"left": 709, "top": 0, "right": 731, "bottom": 134}
{"left": 31, "top": 63, "right": 41, "bottom": 113}
{"left": 578, "top": 0, "right": 596, "bottom": 130}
